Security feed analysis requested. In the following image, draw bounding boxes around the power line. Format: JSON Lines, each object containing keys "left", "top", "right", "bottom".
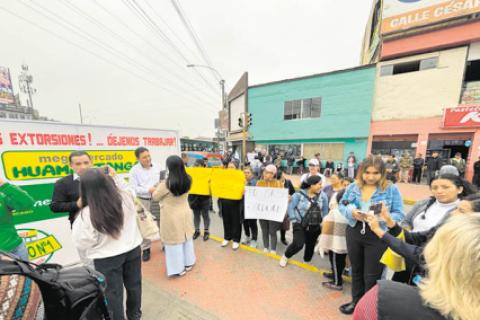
{"left": 171, "top": 0, "right": 223, "bottom": 83}
{"left": 0, "top": 3, "right": 219, "bottom": 113}
{"left": 22, "top": 0, "right": 219, "bottom": 109}
{"left": 59, "top": 0, "right": 219, "bottom": 102}
{"left": 142, "top": 0, "right": 202, "bottom": 64}
{"left": 124, "top": 0, "right": 220, "bottom": 94}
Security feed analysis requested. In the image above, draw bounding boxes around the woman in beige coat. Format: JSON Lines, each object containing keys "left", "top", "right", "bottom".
{"left": 153, "top": 155, "right": 195, "bottom": 277}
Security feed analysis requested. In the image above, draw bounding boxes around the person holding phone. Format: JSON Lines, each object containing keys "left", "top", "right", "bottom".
{"left": 72, "top": 167, "right": 143, "bottom": 319}
{"left": 338, "top": 156, "right": 404, "bottom": 315}
{"left": 129, "top": 147, "right": 162, "bottom": 262}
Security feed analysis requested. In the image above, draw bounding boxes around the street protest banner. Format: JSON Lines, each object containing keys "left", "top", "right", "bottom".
{"left": 210, "top": 168, "right": 245, "bottom": 200}
{"left": 244, "top": 186, "right": 289, "bottom": 222}
{"left": 186, "top": 167, "right": 212, "bottom": 195}
{"left": 0, "top": 119, "right": 180, "bottom": 264}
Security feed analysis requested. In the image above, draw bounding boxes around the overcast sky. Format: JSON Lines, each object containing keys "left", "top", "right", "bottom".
{"left": 0, "top": 0, "right": 373, "bottom": 138}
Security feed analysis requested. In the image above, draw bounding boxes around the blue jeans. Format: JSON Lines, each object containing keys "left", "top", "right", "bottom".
{"left": 10, "top": 241, "right": 29, "bottom": 260}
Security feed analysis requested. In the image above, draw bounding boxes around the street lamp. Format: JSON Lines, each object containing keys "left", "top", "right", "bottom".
{"left": 186, "top": 64, "right": 225, "bottom": 109}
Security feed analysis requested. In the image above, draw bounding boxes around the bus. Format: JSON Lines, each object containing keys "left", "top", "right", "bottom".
{"left": 180, "top": 138, "right": 223, "bottom": 167}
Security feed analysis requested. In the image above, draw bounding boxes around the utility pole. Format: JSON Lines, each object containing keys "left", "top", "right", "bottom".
{"left": 19, "top": 64, "right": 36, "bottom": 109}
{"left": 78, "top": 104, "right": 84, "bottom": 124}
{"left": 242, "top": 113, "right": 247, "bottom": 168}
{"left": 239, "top": 113, "right": 252, "bottom": 168}
{"left": 220, "top": 79, "right": 226, "bottom": 109}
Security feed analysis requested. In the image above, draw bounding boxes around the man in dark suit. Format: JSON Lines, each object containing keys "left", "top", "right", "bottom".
{"left": 50, "top": 151, "right": 93, "bottom": 227}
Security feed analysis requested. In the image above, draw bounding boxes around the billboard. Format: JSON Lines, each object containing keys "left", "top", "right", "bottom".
{"left": 0, "top": 119, "right": 180, "bottom": 265}
{"left": 0, "top": 66, "right": 15, "bottom": 104}
{"left": 443, "top": 105, "right": 480, "bottom": 128}
{"left": 382, "top": 0, "right": 480, "bottom": 34}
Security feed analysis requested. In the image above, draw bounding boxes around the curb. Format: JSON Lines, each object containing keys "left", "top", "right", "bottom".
{"left": 208, "top": 233, "right": 352, "bottom": 283}
{"left": 404, "top": 199, "right": 416, "bottom": 205}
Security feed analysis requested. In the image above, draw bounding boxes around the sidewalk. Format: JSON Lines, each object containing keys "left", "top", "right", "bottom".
{"left": 142, "top": 239, "right": 351, "bottom": 320}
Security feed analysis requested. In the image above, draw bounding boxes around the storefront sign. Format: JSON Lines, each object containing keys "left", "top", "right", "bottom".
{"left": 0, "top": 66, "right": 14, "bottom": 104}
{"left": 382, "top": 0, "right": 480, "bottom": 34}
{"left": 443, "top": 105, "right": 480, "bottom": 128}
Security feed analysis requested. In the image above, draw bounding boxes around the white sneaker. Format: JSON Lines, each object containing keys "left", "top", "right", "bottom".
{"left": 232, "top": 242, "right": 240, "bottom": 250}
{"left": 279, "top": 255, "right": 288, "bottom": 267}
{"left": 241, "top": 236, "right": 251, "bottom": 245}
{"left": 263, "top": 248, "right": 269, "bottom": 253}
{"left": 250, "top": 240, "right": 257, "bottom": 248}
{"left": 221, "top": 240, "right": 229, "bottom": 247}
{"left": 270, "top": 250, "right": 277, "bottom": 255}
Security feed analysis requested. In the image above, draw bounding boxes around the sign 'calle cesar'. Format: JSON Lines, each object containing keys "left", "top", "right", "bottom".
{"left": 443, "top": 105, "right": 480, "bottom": 128}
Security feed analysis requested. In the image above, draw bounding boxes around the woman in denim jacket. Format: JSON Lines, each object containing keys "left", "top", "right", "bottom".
{"left": 338, "top": 156, "right": 404, "bottom": 315}
{"left": 279, "top": 175, "right": 328, "bottom": 267}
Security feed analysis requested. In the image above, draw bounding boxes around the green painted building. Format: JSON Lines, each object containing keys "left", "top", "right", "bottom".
{"left": 247, "top": 65, "right": 376, "bottom": 167}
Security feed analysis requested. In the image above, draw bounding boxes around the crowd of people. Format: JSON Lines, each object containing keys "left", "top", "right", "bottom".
{"left": 380, "top": 150, "right": 480, "bottom": 187}
{"left": 2, "top": 147, "right": 480, "bottom": 319}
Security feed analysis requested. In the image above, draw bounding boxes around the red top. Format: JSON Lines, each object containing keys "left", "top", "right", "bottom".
{"left": 353, "top": 284, "right": 378, "bottom": 320}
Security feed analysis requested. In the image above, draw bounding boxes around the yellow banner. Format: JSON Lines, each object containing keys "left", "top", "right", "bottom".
{"left": 186, "top": 167, "right": 212, "bottom": 196}
{"left": 25, "top": 235, "right": 62, "bottom": 260}
{"left": 210, "top": 168, "right": 245, "bottom": 200}
{"left": 1, "top": 150, "right": 137, "bottom": 181}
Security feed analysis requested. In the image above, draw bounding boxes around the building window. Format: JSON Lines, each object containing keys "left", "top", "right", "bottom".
{"left": 284, "top": 100, "right": 301, "bottom": 120}
{"left": 380, "top": 57, "right": 439, "bottom": 76}
{"left": 0, "top": 112, "right": 6, "bottom": 118}
{"left": 419, "top": 57, "right": 438, "bottom": 70}
{"left": 284, "top": 97, "right": 321, "bottom": 120}
{"left": 465, "top": 60, "right": 480, "bottom": 82}
{"left": 393, "top": 60, "right": 420, "bottom": 74}
{"left": 267, "top": 144, "right": 301, "bottom": 158}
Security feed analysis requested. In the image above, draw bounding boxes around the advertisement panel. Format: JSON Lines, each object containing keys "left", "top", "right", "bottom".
{"left": 0, "top": 119, "right": 180, "bottom": 264}
{"left": 382, "top": 0, "right": 480, "bottom": 34}
{"left": 443, "top": 105, "right": 480, "bottom": 128}
{"left": 0, "top": 66, "right": 15, "bottom": 104}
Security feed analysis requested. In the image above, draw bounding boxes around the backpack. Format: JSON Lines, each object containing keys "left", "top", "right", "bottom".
{"left": 0, "top": 251, "right": 111, "bottom": 320}
{"left": 297, "top": 192, "right": 323, "bottom": 228}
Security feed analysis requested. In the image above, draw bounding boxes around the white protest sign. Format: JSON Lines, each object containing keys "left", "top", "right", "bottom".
{"left": 244, "top": 186, "right": 289, "bottom": 222}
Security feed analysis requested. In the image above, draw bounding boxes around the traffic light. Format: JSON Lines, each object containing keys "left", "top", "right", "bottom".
{"left": 238, "top": 116, "right": 243, "bottom": 128}
{"left": 247, "top": 113, "right": 252, "bottom": 127}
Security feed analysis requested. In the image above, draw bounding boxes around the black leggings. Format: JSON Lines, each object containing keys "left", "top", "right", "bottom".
{"left": 328, "top": 251, "right": 347, "bottom": 286}
{"left": 346, "top": 223, "right": 387, "bottom": 303}
{"left": 243, "top": 219, "right": 258, "bottom": 241}
{"left": 284, "top": 223, "right": 320, "bottom": 262}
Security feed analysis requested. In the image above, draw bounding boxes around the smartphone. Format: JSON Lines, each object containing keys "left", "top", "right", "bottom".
{"left": 160, "top": 170, "right": 167, "bottom": 181}
{"left": 357, "top": 211, "right": 372, "bottom": 220}
{"left": 369, "top": 203, "right": 382, "bottom": 216}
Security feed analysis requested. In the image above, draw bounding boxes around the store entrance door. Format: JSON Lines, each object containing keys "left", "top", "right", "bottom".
{"left": 427, "top": 133, "right": 473, "bottom": 167}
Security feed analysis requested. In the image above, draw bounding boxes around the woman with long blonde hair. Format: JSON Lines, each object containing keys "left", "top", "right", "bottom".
{"left": 354, "top": 213, "right": 480, "bottom": 320}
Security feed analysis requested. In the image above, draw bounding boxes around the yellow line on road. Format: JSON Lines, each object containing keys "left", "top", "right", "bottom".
{"left": 208, "top": 234, "right": 352, "bottom": 283}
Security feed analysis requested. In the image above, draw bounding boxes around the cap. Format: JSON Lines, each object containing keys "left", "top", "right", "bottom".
{"left": 308, "top": 159, "right": 320, "bottom": 166}
{"left": 264, "top": 164, "right": 277, "bottom": 175}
